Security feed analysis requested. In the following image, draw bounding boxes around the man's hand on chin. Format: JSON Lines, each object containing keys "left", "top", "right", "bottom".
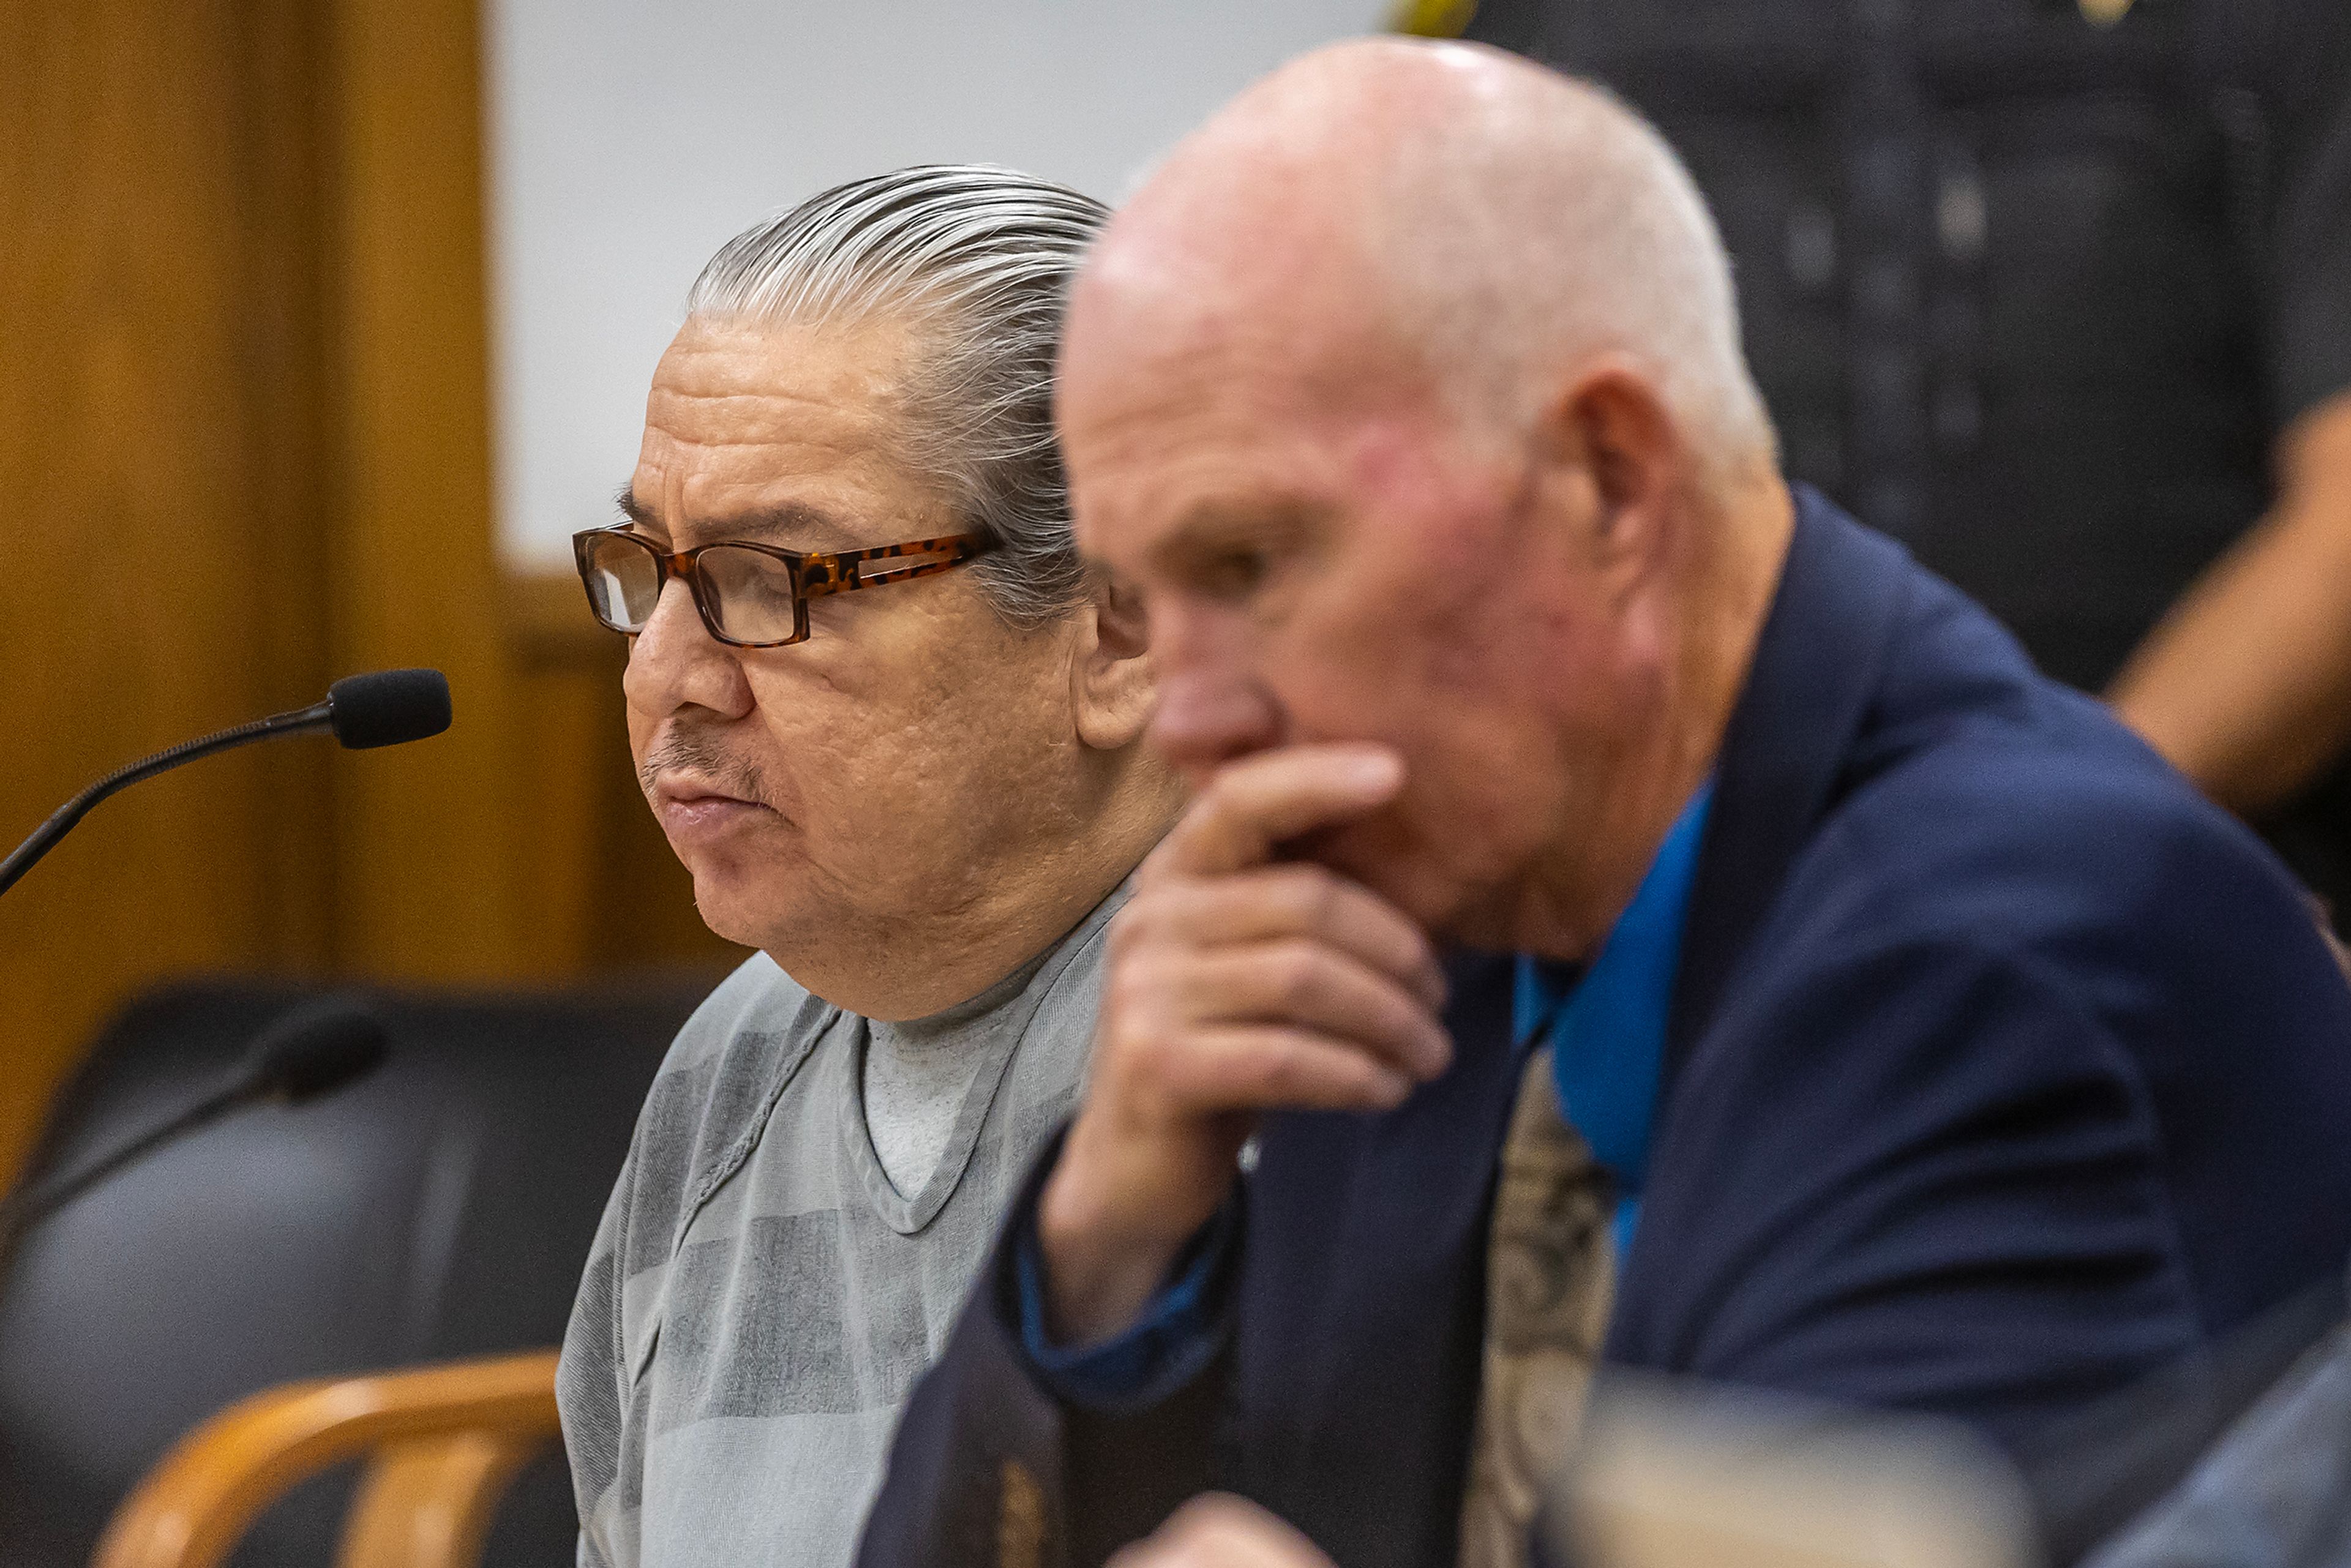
{"left": 1111, "top": 1496, "right": 1338, "bottom": 1568}
{"left": 1036, "top": 743, "right": 1454, "bottom": 1345}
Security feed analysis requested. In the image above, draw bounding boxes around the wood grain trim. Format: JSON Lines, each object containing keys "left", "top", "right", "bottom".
{"left": 336, "top": 1428, "right": 553, "bottom": 1568}
{"left": 501, "top": 569, "right": 620, "bottom": 670}
{"left": 93, "top": 1351, "right": 561, "bottom": 1568}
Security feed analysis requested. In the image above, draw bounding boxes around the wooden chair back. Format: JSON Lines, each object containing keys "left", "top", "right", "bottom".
{"left": 92, "top": 1350, "right": 563, "bottom": 1568}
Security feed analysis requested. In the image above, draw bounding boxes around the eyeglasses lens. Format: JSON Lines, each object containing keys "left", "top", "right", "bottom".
{"left": 581, "top": 535, "right": 662, "bottom": 632}
{"left": 696, "top": 545, "right": 801, "bottom": 643}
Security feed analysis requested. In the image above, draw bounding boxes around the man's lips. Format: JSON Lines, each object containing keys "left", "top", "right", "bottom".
{"left": 650, "top": 775, "right": 773, "bottom": 841}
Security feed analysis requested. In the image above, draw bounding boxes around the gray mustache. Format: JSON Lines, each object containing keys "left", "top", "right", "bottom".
{"left": 639, "top": 731, "right": 766, "bottom": 802}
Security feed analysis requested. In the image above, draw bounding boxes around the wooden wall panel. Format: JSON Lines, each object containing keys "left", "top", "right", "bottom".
{"left": 235, "top": 0, "right": 340, "bottom": 970}
{"left": 0, "top": 0, "right": 334, "bottom": 1181}
{"left": 0, "top": 0, "right": 741, "bottom": 1184}
{"left": 324, "top": 0, "right": 529, "bottom": 980}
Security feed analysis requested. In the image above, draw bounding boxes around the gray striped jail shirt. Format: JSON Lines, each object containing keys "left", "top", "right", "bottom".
{"left": 558, "top": 885, "right": 1124, "bottom": 1567}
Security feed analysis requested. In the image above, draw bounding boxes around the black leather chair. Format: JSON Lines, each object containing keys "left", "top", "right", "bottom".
{"left": 0, "top": 977, "right": 708, "bottom": 1568}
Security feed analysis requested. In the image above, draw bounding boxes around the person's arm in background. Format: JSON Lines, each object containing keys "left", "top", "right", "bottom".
{"left": 2109, "top": 0, "right": 2351, "bottom": 819}
{"left": 2110, "top": 392, "right": 2351, "bottom": 814}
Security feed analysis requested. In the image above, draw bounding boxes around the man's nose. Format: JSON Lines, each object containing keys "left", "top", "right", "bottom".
{"left": 1148, "top": 670, "right": 1286, "bottom": 784}
{"left": 621, "top": 578, "right": 754, "bottom": 720}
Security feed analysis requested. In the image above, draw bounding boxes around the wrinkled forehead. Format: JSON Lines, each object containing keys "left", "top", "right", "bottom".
{"left": 632, "top": 314, "right": 942, "bottom": 547}
{"left": 643, "top": 314, "right": 913, "bottom": 445}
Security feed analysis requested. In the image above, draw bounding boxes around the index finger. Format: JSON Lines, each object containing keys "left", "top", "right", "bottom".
{"left": 1154, "top": 745, "right": 1405, "bottom": 878}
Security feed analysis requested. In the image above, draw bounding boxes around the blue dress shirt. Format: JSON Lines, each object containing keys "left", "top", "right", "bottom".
{"left": 1520, "top": 778, "right": 1714, "bottom": 1258}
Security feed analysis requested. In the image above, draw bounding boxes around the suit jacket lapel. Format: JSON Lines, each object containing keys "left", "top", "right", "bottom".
{"left": 1663, "top": 488, "right": 1915, "bottom": 1086}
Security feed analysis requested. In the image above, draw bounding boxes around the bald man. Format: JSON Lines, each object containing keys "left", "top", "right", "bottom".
{"left": 857, "top": 41, "right": 2351, "bottom": 1568}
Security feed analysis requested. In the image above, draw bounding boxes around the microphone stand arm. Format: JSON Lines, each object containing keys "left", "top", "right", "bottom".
{"left": 0, "top": 700, "right": 332, "bottom": 897}
{"left": 0, "top": 1079, "right": 257, "bottom": 1259}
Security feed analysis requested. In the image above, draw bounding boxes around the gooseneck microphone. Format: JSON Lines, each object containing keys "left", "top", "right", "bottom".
{"left": 0, "top": 669, "right": 451, "bottom": 898}
{"left": 0, "top": 1000, "right": 390, "bottom": 1250}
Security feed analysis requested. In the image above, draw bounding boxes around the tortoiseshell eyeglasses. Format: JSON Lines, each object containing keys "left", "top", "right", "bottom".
{"left": 571, "top": 527, "right": 994, "bottom": 649}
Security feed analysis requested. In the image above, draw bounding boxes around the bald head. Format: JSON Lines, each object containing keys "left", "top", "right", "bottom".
{"left": 1067, "top": 38, "right": 1774, "bottom": 493}
{"left": 1052, "top": 39, "right": 1798, "bottom": 955}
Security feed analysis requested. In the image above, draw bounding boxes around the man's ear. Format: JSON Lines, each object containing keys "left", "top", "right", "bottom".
{"left": 1071, "top": 576, "right": 1155, "bottom": 752}
{"left": 1537, "top": 355, "right": 1685, "bottom": 581}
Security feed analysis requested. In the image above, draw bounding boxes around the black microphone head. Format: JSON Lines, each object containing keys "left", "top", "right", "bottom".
{"left": 327, "top": 668, "right": 451, "bottom": 749}
{"left": 240, "top": 1000, "right": 390, "bottom": 1104}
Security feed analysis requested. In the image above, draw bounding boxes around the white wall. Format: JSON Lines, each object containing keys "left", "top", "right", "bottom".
{"left": 484, "top": 0, "right": 1391, "bottom": 571}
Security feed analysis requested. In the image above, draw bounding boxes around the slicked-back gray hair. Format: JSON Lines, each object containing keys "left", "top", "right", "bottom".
{"left": 685, "top": 165, "right": 1108, "bottom": 627}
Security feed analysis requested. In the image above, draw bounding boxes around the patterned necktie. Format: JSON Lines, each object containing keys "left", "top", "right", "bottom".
{"left": 1458, "top": 1045, "right": 1617, "bottom": 1568}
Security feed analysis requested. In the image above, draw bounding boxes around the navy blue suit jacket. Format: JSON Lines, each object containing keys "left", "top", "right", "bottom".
{"left": 857, "top": 491, "right": 2351, "bottom": 1568}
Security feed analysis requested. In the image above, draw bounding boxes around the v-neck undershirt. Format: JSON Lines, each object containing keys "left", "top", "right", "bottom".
{"left": 860, "top": 946, "right": 1054, "bottom": 1200}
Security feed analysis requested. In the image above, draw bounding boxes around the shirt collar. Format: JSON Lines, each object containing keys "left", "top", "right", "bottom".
{"left": 1513, "top": 778, "right": 1716, "bottom": 1222}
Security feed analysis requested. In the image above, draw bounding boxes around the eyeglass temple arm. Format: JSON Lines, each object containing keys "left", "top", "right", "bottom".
{"left": 801, "top": 536, "right": 989, "bottom": 599}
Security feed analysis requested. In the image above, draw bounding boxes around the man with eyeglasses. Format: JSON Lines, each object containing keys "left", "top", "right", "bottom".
{"left": 555, "top": 166, "right": 1183, "bottom": 1568}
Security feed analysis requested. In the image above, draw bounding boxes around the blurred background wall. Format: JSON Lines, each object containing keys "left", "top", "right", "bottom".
{"left": 487, "top": 0, "right": 1393, "bottom": 571}
{"left": 0, "top": 0, "right": 1392, "bottom": 1184}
